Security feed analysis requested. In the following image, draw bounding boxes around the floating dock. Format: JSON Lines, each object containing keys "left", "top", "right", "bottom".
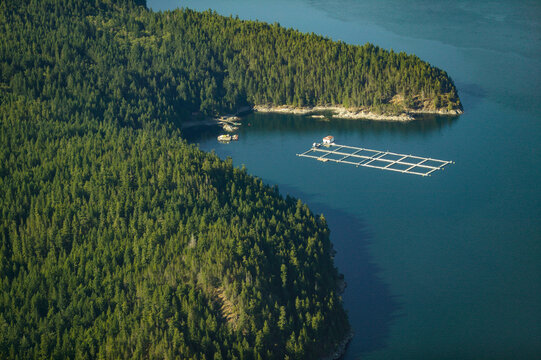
{"left": 297, "top": 143, "right": 453, "bottom": 176}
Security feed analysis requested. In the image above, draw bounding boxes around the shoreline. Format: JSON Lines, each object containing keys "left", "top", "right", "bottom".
{"left": 320, "top": 331, "right": 355, "bottom": 360}
{"left": 316, "top": 276, "right": 353, "bottom": 360}
{"left": 183, "top": 109, "right": 357, "bottom": 359}
{"left": 180, "top": 104, "right": 463, "bottom": 129}
{"left": 254, "top": 104, "right": 462, "bottom": 121}
{"left": 327, "top": 287, "right": 354, "bottom": 359}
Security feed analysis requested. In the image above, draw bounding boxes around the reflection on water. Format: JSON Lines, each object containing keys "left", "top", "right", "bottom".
{"left": 183, "top": 112, "right": 459, "bottom": 143}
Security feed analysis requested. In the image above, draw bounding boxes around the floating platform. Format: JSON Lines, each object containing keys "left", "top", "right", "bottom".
{"left": 297, "top": 143, "right": 453, "bottom": 176}
{"left": 217, "top": 115, "right": 241, "bottom": 126}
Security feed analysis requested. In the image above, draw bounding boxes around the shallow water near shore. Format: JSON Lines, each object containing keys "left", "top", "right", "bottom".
{"left": 151, "top": 1, "right": 541, "bottom": 359}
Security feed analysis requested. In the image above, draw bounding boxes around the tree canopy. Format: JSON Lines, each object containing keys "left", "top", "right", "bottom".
{"left": 0, "top": 0, "right": 462, "bottom": 357}
{"left": 0, "top": 0, "right": 352, "bottom": 358}
{"left": 1, "top": 0, "right": 461, "bottom": 124}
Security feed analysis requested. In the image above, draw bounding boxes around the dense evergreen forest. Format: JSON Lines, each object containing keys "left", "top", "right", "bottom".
{"left": 0, "top": 0, "right": 461, "bottom": 358}
{"left": 1, "top": 0, "right": 461, "bottom": 125}
{"left": 1, "top": 111, "right": 349, "bottom": 359}
{"left": 1, "top": 0, "right": 352, "bottom": 358}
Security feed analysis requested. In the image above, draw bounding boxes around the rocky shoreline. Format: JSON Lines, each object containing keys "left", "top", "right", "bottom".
{"left": 314, "top": 276, "right": 353, "bottom": 360}
{"left": 180, "top": 104, "right": 463, "bottom": 129}
{"left": 320, "top": 331, "right": 355, "bottom": 360}
{"left": 254, "top": 104, "right": 462, "bottom": 121}
{"left": 409, "top": 108, "right": 464, "bottom": 116}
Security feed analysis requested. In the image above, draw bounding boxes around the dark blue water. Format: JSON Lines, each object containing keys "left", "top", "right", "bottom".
{"left": 150, "top": 1, "right": 541, "bottom": 358}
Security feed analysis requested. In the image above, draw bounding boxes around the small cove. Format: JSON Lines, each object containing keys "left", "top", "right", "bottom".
{"left": 152, "top": 1, "right": 541, "bottom": 358}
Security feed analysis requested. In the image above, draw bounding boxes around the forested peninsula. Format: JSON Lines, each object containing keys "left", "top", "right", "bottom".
{"left": 1, "top": 0, "right": 460, "bottom": 358}
{"left": 3, "top": 0, "right": 462, "bottom": 126}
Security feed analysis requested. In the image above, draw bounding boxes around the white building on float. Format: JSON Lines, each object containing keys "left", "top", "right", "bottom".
{"left": 322, "top": 135, "right": 334, "bottom": 144}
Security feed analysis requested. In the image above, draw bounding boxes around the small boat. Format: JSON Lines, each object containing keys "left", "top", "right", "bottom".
{"left": 223, "top": 124, "right": 239, "bottom": 132}
{"left": 217, "top": 134, "right": 232, "bottom": 142}
{"left": 231, "top": 134, "right": 239, "bottom": 141}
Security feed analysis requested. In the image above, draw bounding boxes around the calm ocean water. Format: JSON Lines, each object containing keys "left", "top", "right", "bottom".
{"left": 150, "top": 1, "right": 541, "bottom": 358}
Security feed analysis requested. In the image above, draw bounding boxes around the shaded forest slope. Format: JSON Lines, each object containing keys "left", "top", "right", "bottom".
{"left": 0, "top": 0, "right": 349, "bottom": 359}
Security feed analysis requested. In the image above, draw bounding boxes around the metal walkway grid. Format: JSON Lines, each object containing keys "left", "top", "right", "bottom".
{"left": 297, "top": 143, "right": 453, "bottom": 176}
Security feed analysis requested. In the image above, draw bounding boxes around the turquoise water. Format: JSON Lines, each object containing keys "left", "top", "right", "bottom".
{"left": 151, "top": 1, "right": 541, "bottom": 358}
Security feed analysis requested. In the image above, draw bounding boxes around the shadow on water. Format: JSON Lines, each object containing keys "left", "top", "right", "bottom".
{"left": 183, "top": 111, "right": 460, "bottom": 142}
{"left": 276, "top": 183, "right": 402, "bottom": 358}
